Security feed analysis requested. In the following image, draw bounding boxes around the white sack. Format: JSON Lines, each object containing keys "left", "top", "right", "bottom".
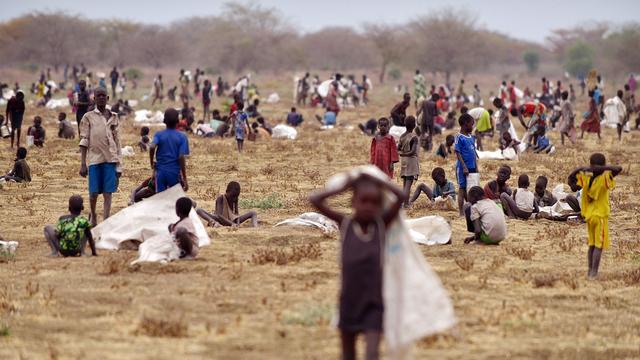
{"left": 93, "top": 185, "right": 210, "bottom": 250}
{"left": 45, "top": 98, "right": 69, "bottom": 109}
{"left": 266, "top": 93, "right": 280, "bottom": 104}
{"left": 272, "top": 124, "right": 297, "bottom": 140}
{"left": 274, "top": 212, "right": 338, "bottom": 234}
{"left": 406, "top": 216, "right": 451, "bottom": 245}
{"left": 0, "top": 240, "right": 18, "bottom": 255}
{"left": 389, "top": 125, "right": 406, "bottom": 142}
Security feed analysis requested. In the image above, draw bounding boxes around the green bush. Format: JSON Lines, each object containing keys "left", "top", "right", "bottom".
{"left": 388, "top": 68, "right": 402, "bottom": 81}
{"left": 564, "top": 41, "right": 594, "bottom": 78}
{"left": 523, "top": 50, "right": 540, "bottom": 74}
{"left": 125, "top": 67, "right": 143, "bottom": 80}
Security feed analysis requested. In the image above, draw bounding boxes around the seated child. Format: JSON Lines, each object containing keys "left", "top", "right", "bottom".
{"left": 286, "top": 107, "right": 304, "bottom": 127}
{"left": 196, "top": 120, "right": 215, "bottom": 137}
{"left": 44, "top": 195, "right": 97, "bottom": 257}
{"left": 1, "top": 147, "right": 31, "bottom": 183}
{"left": 251, "top": 122, "right": 271, "bottom": 139}
{"left": 533, "top": 127, "right": 554, "bottom": 154}
{"left": 57, "top": 112, "right": 75, "bottom": 139}
{"left": 534, "top": 176, "right": 557, "bottom": 207}
{"left": 139, "top": 126, "right": 150, "bottom": 152}
{"left": 500, "top": 174, "right": 539, "bottom": 220}
{"left": 565, "top": 175, "right": 582, "bottom": 213}
{"left": 256, "top": 117, "right": 272, "bottom": 135}
{"left": 410, "top": 167, "right": 457, "bottom": 204}
{"left": 464, "top": 186, "right": 507, "bottom": 245}
{"left": 169, "top": 197, "right": 199, "bottom": 259}
{"left": 196, "top": 181, "right": 258, "bottom": 227}
{"left": 129, "top": 176, "right": 156, "bottom": 205}
{"left": 435, "top": 134, "right": 455, "bottom": 159}
{"left": 484, "top": 165, "right": 512, "bottom": 201}
{"left": 444, "top": 111, "right": 457, "bottom": 129}
{"left": 500, "top": 132, "right": 521, "bottom": 154}
{"left": 27, "top": 116, "right": 46, "bottom": 147}
{"left": 358, "top": 118, "right": 378, "bottom": 136}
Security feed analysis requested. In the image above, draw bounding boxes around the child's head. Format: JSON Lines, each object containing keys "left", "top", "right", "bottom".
{"left": 404, "top": 116, "right": 416, "bottom": 131}
{"left": 518, "top": 174, "right": 530, "bottom": 189}
{"left": 164, "top": 108, "right": 179, "bottom": 129}
{"left": 34, "top": 116, "right": 42, "bottom": 126}
{"left": 175, "top": 197, "right": 193, "bottom": 219}
{"left": 445, "top": 134, "right": 455, "bottom": 147}
{"left": 497, "top": 165, "right": 511, "bottom": 183}
{"left": 352, "top": 177, "right": 384, "bottom": 223}
{"left": 488, "top": 109, "right": 494, "bottom": 117}
{"left": 535, "top": 176, "right": 548, "bottom": 195}
{"left": 251, "top": 122, "right": 259, "bottom": 130}
{"left": 212, "top": 109, "right": 220, "bottom": 118}
{"left": 458, "top": 113, "right": 473, "bottom": 133}
{"left": 237, "top": 102, "right": 245, "bottom": 111}
{"left": 140, "top": 126, "right": 150, "bottom": 136}
{"left": 460, "top": 106, "right": 468, "bottom": 114}
{"left": 617, "top": 89, "right": 623, "bottom": 98}
{"left": 377, "top": 117, "right": 390, "bottom": 135}
{"left": 16, "top": 147, "right": 27, "bottom": 160}
{"left": 403, "top": 92, "right": 411, "bottom": 103}
{"left": 16, "top": 91, "right": 24, "bottom": 101}
{"left": 431, "top": 93, "right": 440, "bottom": 101}
{"left": 561, "top": 91, "right": 569, "bottom": 100}
{"left": 492, "top": 98, "right": 503, "bottom": 109}
{"left": 468, "top": 186, "right": 485, "bottom": 204}
{"left": 431, "top": 167, "right": 446, "bottom": 185}
{"left": 568, "top": 175, "right": 581, "bottom": 192}
{"left": 68, "top": 194, "right": 84, "bottom": 215}
{"left": 257, "top": 116, "right": 265, "bottom": 125}
{"left": 226, "top": 181, "right": 241, "bottom": 200}
{"left": 590, "top": 153, "right": 606, "bottom": 176}
{"left": 58, "top": 112, "right": 66, "bottom": 121}
{"left": 291, "top": 107, "right": 296, "bottom": 113}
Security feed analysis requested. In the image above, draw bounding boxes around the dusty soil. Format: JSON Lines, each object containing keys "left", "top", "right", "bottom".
{"left": 1, "top": 71, "right": 639, "bottom": 359}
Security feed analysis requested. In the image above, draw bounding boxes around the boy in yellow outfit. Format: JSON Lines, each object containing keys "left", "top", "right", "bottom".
{"left": 568, "top": 153, "right": 622, "bottom": 279}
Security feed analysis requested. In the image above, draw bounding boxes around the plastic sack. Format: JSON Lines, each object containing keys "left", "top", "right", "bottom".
{"left": 45, "top": 98, "right": 69, "bottom": 109}
{"left": 26, "top": 136, "right": 34, "bottom": 147}
{"left": 266, "top": 93, "right": 280, "bottom": 104}
{"left": 466, "top": 173, "right": 481, "bottom": 188}
{"left": 272, "top": 124, "right": 297, "bottom": 140}
{"left": 0, "top": 240, "right": 18, "bottom": 255}
{"left": 130, "top": 233, "right": 180, "bottom": 265}
{"left": 274, "top": 212, "right": 338, "bottom": 234}
{"left": 406, "top": 216, "right": 452, "bottom": 245}
{"left": 389, "top": 125, "right": 407, "bottom": 142}
{"left": 121, "top": 146, "right": 135, "bottom": 157}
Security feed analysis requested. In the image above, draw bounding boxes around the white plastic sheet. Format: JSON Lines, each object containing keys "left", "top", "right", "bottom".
{"left": 134, "top": 110, "right": 164, "bottom": 123}
{"left": 93, "top": 185, "right": 210, "bottom": 251}
{"left": 274, "top": 212, "right": 338, "bottom": 234}
{"left": 477, "top": 148, "right": 518, "bottom": 161}
{"left": 325, "top": 166, "right": 456, "bottom": 359}
{"left": 389, "top": 125, "right": 406, "bottom": 142}
{"left": 45, "top": 98, "right": 69, "bottom": 109}
{"left": 406, "top": 216, "right": 452, "bottom": 245}
{"left": 272, "top": 124, "right": 297, "bottom": 140}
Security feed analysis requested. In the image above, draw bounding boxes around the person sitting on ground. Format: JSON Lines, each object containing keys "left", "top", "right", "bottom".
{"left": 410, "top": 167, "right": 456, "bottom": 204}
{"left": 252, "top": 122, "right": 271, "bottom": 139}
{"left": 534, "top": 176, "right": 557, "bottom": 207}
{"left": 196, "top": 120, "right": 215, "bottom": 138}
{"left": 370, "top": 117, "right": 399, "bottom": 179}
{"left": 444, "top": 111, "right": 457, "bottom": 129}
{"left": 500, "top": 174, "right": 539, "bottom": 220}
{"left": 44, "top": 194, "right": 97, "bottom": 257}
{"left": 464, "top": 186, "right": 507, "bottom": 245}
{"left": 358, "top": 118, "right": 378, "bottom": 136}
{"left": 499, "top": 131, "right": 520, "bottom": 155}
{"left": 58, "top": 112, "right": 75, "bottom": 139}
{"left": 435, "top": 134, "right": 455, "bottom": 159}
{"left": 170, "top": 197, "right": 199, "bottom": 259}
{"left": 286, "top": 107, "right": 304, "bottom": 127}
{"left": 1, "top": 147, "right": 31, "bottom": 183}
{"left": 315, "top": 109, "right": 337, "bottom": 127}
{"left": 256, "top": 116, "right": 272, "bottom": 135}
{"left": 484, "top": 165, "right": 512, "bottom": 201}
{"left": 138, "top": 126, "right": 150, "bottom": 152}
{"left": 27, "top": 116, "right": 46, "bottom": 147}
{"left": 129, "top": 176, "right": 156, "bottom": 205}
{"left": 565, "top": 175, "right": 582, "bottom": 213}
{"left": 196, "top": 181, "right": 258, "bottom": 227}
{"left": 532, "top": 127, "right": 554, "bottom": 154}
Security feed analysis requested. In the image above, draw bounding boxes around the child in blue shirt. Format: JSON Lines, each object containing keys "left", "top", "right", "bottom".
{"left": 233, "top": 102, "right": 250, "bottom": 152}
{"left": 409, "top": 167, "right": 457, "bottom": 205}
{"left": 455, "top": 113, "right": 478, "bottom": 216}
{"left": 533, "top": 127, "right": 554, "bottom": 154}
{"left": 149, "top": 108, "right": 190, "bottom": 193}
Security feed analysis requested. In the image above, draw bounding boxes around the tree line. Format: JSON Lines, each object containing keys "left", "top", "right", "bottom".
{"left": 0, "top": 3, "right": 637, "bottom": 82}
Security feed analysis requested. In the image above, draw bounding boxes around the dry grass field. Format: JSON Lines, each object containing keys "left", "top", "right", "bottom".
{"left": 1, "top": 71, "right": 639, "bottom": 359}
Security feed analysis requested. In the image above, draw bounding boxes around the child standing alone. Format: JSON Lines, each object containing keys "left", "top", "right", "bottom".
{"left": 369, "top": 117, "right": 399, "bottom": 179}
{"left": 455, "top": 114, "right": 478, "bottom": 215}
{"left": 310, "top": 171, "right": 405, "bottom": 360}
{"left": 397, "top": 116, "right": 419, "bottom": 207}
{"left": 568, "top": 153, "right": 622, "bottom": 278}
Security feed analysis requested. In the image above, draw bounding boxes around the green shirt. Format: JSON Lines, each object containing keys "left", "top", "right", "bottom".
{"left": 56, "top": 215, "right": 91, "bottom": 252}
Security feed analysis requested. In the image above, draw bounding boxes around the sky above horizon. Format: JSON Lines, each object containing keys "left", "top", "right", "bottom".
{"left": 2, "top": 0, "right": 639, "bottom": 43}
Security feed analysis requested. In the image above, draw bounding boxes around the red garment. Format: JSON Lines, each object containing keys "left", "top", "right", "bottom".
{"left": 520, "top": 102, "right": 546, "bottom": 117}
{"left": 508, "top": 86, "right": 517, "bottom": 103}
{"left": 580, "top": 98, "right": 601, "bottom": 133}
{"left": 177, "top": 119, "right": 190, "bottom": 132}
{"left": 229, "top": 102, "right": 238, "bottom": 115}
{"left": 370, "top": 135, "right": 399, "bottom": 178}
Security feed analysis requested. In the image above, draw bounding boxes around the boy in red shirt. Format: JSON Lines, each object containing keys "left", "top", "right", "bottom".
{"left": 370, "top": 117, "right": 399, "bottom": 178}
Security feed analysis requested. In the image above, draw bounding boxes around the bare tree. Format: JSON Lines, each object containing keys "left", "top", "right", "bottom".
{"left": 364, "top": 24, "right": 402, "bottom": 83}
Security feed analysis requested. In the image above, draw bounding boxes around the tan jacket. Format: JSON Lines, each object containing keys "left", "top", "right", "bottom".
{"left": 79, "top": 108, "right": 121, "bottom": 170}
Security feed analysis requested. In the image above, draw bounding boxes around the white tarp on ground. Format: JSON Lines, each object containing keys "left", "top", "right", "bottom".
{"left": 325, "top": 166, "right": 456, "bottom": 359}
{"left": 0, "top": 240, "right": 18, "bottom": 255}
{"left": 134, "top": 109, "right": 164, "bottom": 123}
{"left": 93, "top": 185, "right": 210, "bottom": 251}
{"left": 266, "top": 93, "right": 280, "bottom": 104}
{"left": 272, "top": 124, "right": 297, "bottom": 140}
{"left": 406, "top": 216, "right": 451, "bottom": 245}
{"left": 538, "top": 201, "right": 575, "bottom": 217}
{"left": 274, "top": 212, "right": 339, "bottom": 234}
{"left": 477, "top": 147, "right": 518, "bottom": 161}
{"left": 45, "top": 98, "right": 69, "bottom": 109}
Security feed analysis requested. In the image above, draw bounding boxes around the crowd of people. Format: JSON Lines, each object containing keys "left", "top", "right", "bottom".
{"left": 1, "top": 63, "right": 637, "bottom": 360}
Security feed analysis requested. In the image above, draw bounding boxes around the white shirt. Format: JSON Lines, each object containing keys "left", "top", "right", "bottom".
{"left": 515, "top": 188, "right": 535, "bottom": 213}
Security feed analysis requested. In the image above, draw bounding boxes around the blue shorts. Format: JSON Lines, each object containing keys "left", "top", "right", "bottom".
{"left": 456, "top": 166, "right": 477, "bottom": 189}
{"left": 88, "top": 163, "right": 118, "bottom": 194}
{"left": 155, "top": 169, "right": 180, "bottom": 192}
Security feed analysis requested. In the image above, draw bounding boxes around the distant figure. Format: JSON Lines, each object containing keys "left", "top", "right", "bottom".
{"left": 196, "top": 181, "right": 259, "bottom": 227}
{"left": 5, "top": 90, "right": 25, "bottom": 148}
{"left": 152, "top": 74, "right": 164, "bottom": 105}
{"left": 109, "top": 67, "right": 119, "bottom": 98}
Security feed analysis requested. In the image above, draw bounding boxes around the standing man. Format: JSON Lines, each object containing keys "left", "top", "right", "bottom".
{"left": 75, "top": 80, "right": 90, "bottom": 137}
{"left": 79, "top": 87, "right": 121, "bottom": 226}
{"left": 417, "top": 93, "right": 440, "bottom": 151}
{"left": 109, "top": 67, "right": 119, "bottom": 99}
{"left": 5, "top": 90, "right": 25, "bottom": 148}
{"left": 413, "top": 70, "right": 426, "bottom": 108}
{"left": 152, "top": 74, "right": 164, "bottom": 106}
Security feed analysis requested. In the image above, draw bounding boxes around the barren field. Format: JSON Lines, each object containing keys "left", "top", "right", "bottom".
{"left": 1, "top": 72, "right": 639, "bottom": 359}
